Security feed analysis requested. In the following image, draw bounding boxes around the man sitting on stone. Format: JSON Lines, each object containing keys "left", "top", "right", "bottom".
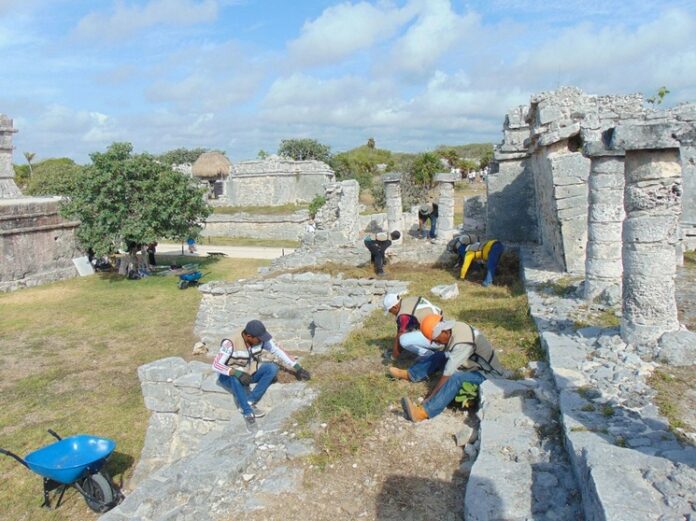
{"left": 397, "top": 314, "right": 506, "bottom": 423}
{"left": 212, "top": 319, "right": 311, "bottom": 427}
{"left": 364, "top": 230, "right": 401, "bottom": 276}
{"left": 383, "top": 293, "right": 443, "bottom": 363}
{"left": 455, "top": 236, "right": 504, "bottom": 287}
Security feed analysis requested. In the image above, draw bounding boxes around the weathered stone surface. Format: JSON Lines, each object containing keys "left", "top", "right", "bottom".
{"left": 657, "top": 330, "right": 696, "bottom": 366}
{"left": 223, "top": 156, "right": 334, "bottom": 207}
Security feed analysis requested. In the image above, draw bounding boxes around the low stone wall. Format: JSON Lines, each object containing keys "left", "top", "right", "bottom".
{"left": 0, "top": 197, "right": 81, "bottom": 292}
{"left": 194, "top": 272, "right": 408, "bottom": 352}
{"left": 202, "top": 210, "right": 310, "bottom": 240}
{"left": 101, "top": 357, "right": 316, "bottom": 521}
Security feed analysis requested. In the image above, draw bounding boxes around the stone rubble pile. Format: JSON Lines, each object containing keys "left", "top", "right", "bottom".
{"left": 520, "top": 246, "right": 696, "bottom": 521}
{"left": 194, "top": 272, "right": 408, "bottom": 352}
{"left": 100, "top": 357, "right": 317, "bottom": 521}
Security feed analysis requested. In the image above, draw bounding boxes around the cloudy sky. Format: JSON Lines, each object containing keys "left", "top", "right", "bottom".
{"left": 1, "top": 0, "right": 695, "bottom": 164}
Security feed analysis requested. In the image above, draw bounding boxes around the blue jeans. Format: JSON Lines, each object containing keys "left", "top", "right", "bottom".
{"left": 406, "top": 352, "right": 486, "bottom": 418}
{"left": 483, "top": 241, "right": 504, "bottom": 286}
{"left": 429, "top": 216, "right": 438, "bottom": 239}
{"left": 217, "top": 362, "right": 279, "bottom": 416}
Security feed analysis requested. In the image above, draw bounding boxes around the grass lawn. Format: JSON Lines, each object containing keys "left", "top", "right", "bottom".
{"left": 199, "top": 236, "right": 300, "bottom": 248}
{"left": 295, "top": 252, "right": 541, "bottom": 463}
{"left": 0, "top": 256, "right": 268, "bottom": 521}
{"left": 213, "top": 203, "right": 308, "bottom": 215}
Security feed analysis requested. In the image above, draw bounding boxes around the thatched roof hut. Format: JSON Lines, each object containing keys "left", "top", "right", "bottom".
{"left": 192, "top": 151, "right": 231, "bottom": 179}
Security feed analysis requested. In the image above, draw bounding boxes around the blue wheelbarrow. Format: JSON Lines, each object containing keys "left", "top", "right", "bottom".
{"left": 177, "top": 270, "right": 203, "bottom": 289}
{"left": 0, "top": 429, "right": 122, "bottom": 512}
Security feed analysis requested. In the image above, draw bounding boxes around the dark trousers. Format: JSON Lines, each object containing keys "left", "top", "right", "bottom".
{"left": 365, "top": 241, "right": 386, "bottom": 274}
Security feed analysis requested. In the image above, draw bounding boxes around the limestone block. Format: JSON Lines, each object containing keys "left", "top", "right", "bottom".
{"left": 138, "top": 357, "right": 190, "bottom": 383}
{"left": 622, "top": 277, "right": 678, "bottom": 325}
{"left": 141, "top": 382, "right": 180, "bottom": 413}
{"left": 611, "top": 122, "right": 683, "bottom": 151}
{"left": 554, "top": 183, "right": 587, "bottom": 200}
{"left": 625, "top": 181, "right": 682, "bottom": 213}
{"left": 538, "top": 105, "right": 563, "bottom": 125}
{"left": 180, "top": 392, "right": 236, "bottom": 421}
{"left": 623, "top": 214, "right": 680, "bottom": 244}
{"left": 623, "top": 245, "right": 676, "bottom": 277}
{"left": 586, "top": 258, "right": 623, "bottom": 279}
{"left": 589, "top": 202, "right": 625, "bottom": 223}
{"left": 588, "top": 222, "right": 623, "bottom": 242}
{"left": 586, "top": 241, "right": 621, "bottom": 260}
{"left": 173, "top": 371, "right": 204, "bottom": 390}
{"left": 657, "top": 330, "right": 696, "bottom": 366}
{"left": 430, "top": 283, "right": 459, "bottom": 300}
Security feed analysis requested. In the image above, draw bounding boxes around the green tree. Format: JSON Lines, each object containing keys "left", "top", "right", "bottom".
{"left": 157, "top": 147, "right": 208, "bottom": 166}
{"left": 61, "top": 142, "right": 211, "bottom": 256}
{"left": 367, "top": 137, "right": 375, "bottom": 149}
{"left": 437, "top": 148, "right": 459, "bottom": 168}
{"left": 257, "top": 149, "right": 269, "bottom": 160}
{"left": 13, "top": 164, "right": 30, "bottom": 189}
{"left": 308, "top": 194, "right": 326, "bottom": 218}
{"left": 409, "top": 152, "right": 442, "bottom": 188}
{"left": 278, "top": 139, "right": 331, "bottom": 162}
{"left": 25, "top": 158, "right": 85, "bottom": 196}
{"left": 329, "top": 153, "right": 375, "bottom": 189}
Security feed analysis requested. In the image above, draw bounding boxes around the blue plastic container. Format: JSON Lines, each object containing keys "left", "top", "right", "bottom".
{"left": 24, "top": 435, "right": 115, "bottom": 484}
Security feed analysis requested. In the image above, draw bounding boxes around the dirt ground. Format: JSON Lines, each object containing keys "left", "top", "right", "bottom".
{"left": 237, "top": 408, "right": 474, "bottom": 521}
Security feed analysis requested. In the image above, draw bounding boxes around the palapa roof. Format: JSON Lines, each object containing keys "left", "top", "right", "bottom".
{"left": 192, "top": 151, "right": 231, "bottom": 179}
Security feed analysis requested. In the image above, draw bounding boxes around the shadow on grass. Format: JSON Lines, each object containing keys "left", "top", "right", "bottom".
{"left": 105, "top": 451, "right": 135, "bottom": 488}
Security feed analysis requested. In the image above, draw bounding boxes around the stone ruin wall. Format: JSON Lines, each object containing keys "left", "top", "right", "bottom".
{"left": 0, "top": 114, "right": 81, "bottom": 292}
{"left": 202, "top": 209, "right": 309, "bottom": 241}
{"left": 224, "top": 157, "right": 335, "bottom": 207}
{"left": 194, "top": 272, "right": 408, "bottom": 353}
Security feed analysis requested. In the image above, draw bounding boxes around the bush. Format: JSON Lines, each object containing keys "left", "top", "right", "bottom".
{"left": 309, "top": 194, "right": 326, "bottom": 218}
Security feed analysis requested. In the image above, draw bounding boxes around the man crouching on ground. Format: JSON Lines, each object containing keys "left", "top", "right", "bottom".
{"left": 212, "top": 319, "right": 311, "bottom": 427}
{"left": 399, "top": 314, "right": 506, "bottom": 422}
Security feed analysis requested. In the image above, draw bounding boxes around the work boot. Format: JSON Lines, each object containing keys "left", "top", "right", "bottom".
{"left": 243, "top": 413, "right": 257, "bottom": 430}
{"left": 401, "top": 397, "right": 428, "bottom": 423}
{"left": 388, "top": 367, "right": 409, "bottom": 381}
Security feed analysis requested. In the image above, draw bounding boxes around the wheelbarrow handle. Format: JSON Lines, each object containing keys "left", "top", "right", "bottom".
{"left": 47, "top": 429, "right": 62, "bottom": 441}
{"left": 0, "top": 448, "right": 29, "bottom": 469}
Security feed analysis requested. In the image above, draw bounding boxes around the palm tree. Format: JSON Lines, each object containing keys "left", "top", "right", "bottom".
{"left": 24, "top": 152, "right": 36, "bottom": 177}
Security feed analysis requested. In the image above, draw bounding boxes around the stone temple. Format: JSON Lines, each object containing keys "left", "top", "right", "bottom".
{"left": 0, "top": 114, "right": 81, "bottom": 292}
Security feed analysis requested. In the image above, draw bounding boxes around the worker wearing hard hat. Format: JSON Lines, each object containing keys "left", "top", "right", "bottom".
{"left": 451, "top": 235, "right": 504, "bottom": 287}
{"left": 395, "top": 314, "right": 506, "bottom": 422}
{"left": 382, "top": 293, "right": 443, "bottom": 361}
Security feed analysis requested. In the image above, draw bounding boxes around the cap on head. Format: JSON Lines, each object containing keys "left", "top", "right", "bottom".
{"left": 419, "top": 204, "right": 431, "bottom": 214}
{"left": 244, "top": 319, "right": 272, "bottom": 342}
{"left": 376, "top": 232, "right": 388, "bottom": 241}
{"left": 383, "top": 293, "right": 400, "bottom": 314}
{"left": 420, "top": 314, "right": 443, "bottom": 341}
{"left": 432, "top": 320, "right": 456, "bottom": 340}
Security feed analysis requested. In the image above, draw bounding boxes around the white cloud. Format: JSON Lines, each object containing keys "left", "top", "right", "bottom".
{"left": 287, "top": 1, "right": 416, "bottom": 68}
{"left": 383, "top": 0, "right": 479, "bottom": 78}
{"left": 74, "top": 0, "right": 219, "bottom": 41}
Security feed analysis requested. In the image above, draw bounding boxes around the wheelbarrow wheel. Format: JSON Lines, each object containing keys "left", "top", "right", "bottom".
{"left": 178, "top": 279, "right": 189, "bottom": 290}
{"left": 81, "top": 472, "right": 115, "bottom": 513}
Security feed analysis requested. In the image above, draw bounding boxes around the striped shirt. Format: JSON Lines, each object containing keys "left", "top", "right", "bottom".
{"left": 212, "top": 328, "right": 296, "bottom": 376}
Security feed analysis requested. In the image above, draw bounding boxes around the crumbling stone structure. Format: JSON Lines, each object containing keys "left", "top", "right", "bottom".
{"left": 224, "top": 155, "right": 334, "bottom": 207}
{"left": 488, "top": 87, "right": 645, "bottom": 272}
{"left": 195, "top": 272, "right": 408, "bottom": 352}
{"left": 383, "top": 173, "right": 403, "bottom": 243}
{"left": 202, "top": 209, "right": 310, "bottom": 241}
{"left": 434, "top": 172, "right": 456, "bottom": 239}
{"left": 0, "top": 114, "right": 81, "bottom": 292}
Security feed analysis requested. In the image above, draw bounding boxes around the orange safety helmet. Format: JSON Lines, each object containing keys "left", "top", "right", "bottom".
{"left": 420, "top": 313, "right": 443, "bottom": 341}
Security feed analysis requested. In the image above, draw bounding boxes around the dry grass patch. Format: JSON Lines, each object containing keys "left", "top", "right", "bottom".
{"left": 0, "top": 257, "right": 268, "bottom": 521}
{"left": 649, "top": 365, "right": 696, "bottom": 436}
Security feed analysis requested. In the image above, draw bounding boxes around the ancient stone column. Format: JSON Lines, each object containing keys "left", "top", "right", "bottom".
{"left": 0, "top": 114, "right": 21, "bottom": 198}
{"left": 434, "top": 173, "right": 456, "bottom": 239}
{"left": 382, "top": 173, "right": 403, "bottom": 244}
{"left": 612, "top": 123, "right": 682, "bottom": 349}
{"left": 583, "top": 142, "right": 625, "bottom": 305}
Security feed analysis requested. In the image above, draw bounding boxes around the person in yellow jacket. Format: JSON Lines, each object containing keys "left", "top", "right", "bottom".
{"left": 454, "top": 236, "right": 504, "bottom": 287}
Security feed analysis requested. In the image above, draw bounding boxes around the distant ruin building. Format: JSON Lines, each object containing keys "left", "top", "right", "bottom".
{"left": 191, "top": 151, "right": 232, "bottom": 199}
{"left": 224, "top": 155, "right": 335, "bottom": 207}
{"left": 0, "top": 114, "right": 81, "bottom": 292}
